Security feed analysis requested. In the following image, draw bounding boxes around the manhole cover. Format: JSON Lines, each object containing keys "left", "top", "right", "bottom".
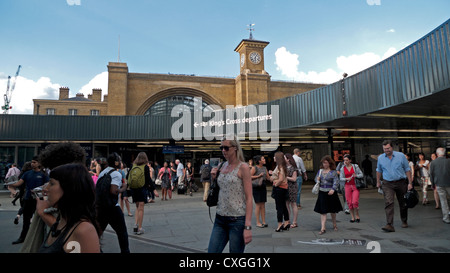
{"left": 298, "top": 238, "right": 366, "bottom": 246}
{"left": 361, "top": 234, "right": 382, "bottom": 241}
{"left": 392, "top": 240, "right": 417, "bottom": 248}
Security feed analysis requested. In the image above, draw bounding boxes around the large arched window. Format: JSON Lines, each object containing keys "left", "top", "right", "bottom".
{"left": 144, "top": 95, "right": 216, "bottom": 116}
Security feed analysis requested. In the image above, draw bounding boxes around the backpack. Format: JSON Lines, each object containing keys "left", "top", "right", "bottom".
{"left": 95, "top": 169, "right": 118, "bottom": 209}
{"left": 128, "top": 164, "right": 145, "bottom": 189}
{"left": 201, "top": 165, "right": 211, "bottom": 181}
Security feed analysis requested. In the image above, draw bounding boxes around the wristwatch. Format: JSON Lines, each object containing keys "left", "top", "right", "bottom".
{"left": 244, "top": 226, "right": 252, "bottom": 230}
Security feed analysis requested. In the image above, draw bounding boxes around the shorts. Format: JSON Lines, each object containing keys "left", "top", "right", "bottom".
{"left": 130, "top": 187, "right": 148, "bottom": 203}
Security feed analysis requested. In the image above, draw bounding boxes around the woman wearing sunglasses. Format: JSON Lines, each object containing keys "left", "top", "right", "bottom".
{"left": 207, "top": 135, "right": 253, "bottom": 253}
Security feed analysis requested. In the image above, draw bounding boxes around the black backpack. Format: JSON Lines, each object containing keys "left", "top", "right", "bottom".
{"left": 95, "top": 169, "right": 118, "bottom": 209}
{"left": 201, "top": 165, "right": 212, "bottom": 181}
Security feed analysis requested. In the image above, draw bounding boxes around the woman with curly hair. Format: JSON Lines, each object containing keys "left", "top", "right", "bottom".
{"left": 314, "top": 155, "right": 343, "bottom": 235}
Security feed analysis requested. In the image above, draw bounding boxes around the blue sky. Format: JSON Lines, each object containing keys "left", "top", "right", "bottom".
{"left": 1, "top": 0, "right": 449, "bottom": 114}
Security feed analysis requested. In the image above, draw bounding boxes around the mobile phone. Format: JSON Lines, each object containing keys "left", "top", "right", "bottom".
{"left": 31, "top": 186, "right": 44, "bottom": 200}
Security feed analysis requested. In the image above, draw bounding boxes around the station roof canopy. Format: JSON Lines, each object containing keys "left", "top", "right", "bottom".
{"left": 1, "top": 19, "right": 449, "bottom": 146}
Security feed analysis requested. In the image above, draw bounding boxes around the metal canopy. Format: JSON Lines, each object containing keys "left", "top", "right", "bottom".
{"left": 0, "top": 19, "right": 449, "bottom": 144}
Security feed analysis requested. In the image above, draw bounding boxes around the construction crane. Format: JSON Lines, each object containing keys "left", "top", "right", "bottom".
{"left": 2, "top": 65, "right": 21, "bottom": 114}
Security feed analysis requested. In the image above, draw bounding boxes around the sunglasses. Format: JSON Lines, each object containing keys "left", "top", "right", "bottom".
{"left": 220, "top": 145, "right": 235, "bottom": 151}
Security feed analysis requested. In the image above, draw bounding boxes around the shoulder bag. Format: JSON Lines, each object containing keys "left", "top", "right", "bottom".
{"left": 207, "top": 162, "right": 225, "bottom": 223}
{"left": 353, "top": 164, "right": 366, "bottom": 189}
{"left": 312, "top": 169, "right": 322, "bottom": 195}
{"left": 206, "top": 162, "right": 225, "bottom": 207}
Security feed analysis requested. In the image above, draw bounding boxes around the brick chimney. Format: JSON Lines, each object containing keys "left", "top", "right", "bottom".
{"left": 59, "top": 87, "right": 69, "bottom": 100}
{"left": 90, "top": 88, "right": 102, "bottom": 102}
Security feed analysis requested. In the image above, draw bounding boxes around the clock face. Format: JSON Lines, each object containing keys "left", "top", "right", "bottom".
{"left": 240, "top": 54, "right": 245, "bottom": 67}
{"left": 249, "top": 52, "right": 261, "bottom": 64}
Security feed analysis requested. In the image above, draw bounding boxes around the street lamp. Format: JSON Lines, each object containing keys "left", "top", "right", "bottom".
{"left": 341, "top": 73, "right": 348, "bottom": 116}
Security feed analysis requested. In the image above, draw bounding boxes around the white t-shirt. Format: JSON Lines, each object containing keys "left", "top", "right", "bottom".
{"left": 176, "top": 163, "right": 184, "bottom": 177}
{"left": 98, "top": 166, "right": 122, "bottom": 206}
{"left": 293, "top": 154, "right": 306, "bottom": 174}
{"left": 417, "top": 160, "right": 430, "bottom": 177}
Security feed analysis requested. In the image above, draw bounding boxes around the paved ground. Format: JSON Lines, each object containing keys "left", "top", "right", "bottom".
{"left": 1, "top": 183, "right": 450, "bottom": 254}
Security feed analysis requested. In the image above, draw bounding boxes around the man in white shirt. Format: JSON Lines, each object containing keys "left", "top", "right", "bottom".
{"left": 293, "top": 149, "right": 308, "bottom": 208}
{"left": 96, "top": 153, "right": 130, "bottom": 253}
{"left": 175, "top": 159, "right": 185, "bottom": 187}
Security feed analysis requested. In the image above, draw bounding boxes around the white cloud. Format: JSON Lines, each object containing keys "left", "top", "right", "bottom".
{"left": 66, "top": 0, "right": 81, "bottom": 6}
{"left": 275, "top": 47, "right": 341, "bottom": 83}
{"left": 78, "top": 71, "right": 108, "bottom": 97}
{"left": 0, "top": 76, "right": 60, "bottom": 114}
{"left": 274, "top": 46, "right": 398, "bottom": 84}
{"left": 0, "top": 71, "right": 108, "bottom": 114}
{"left": 387, "top": 29, "right": 396, "bottom": 33}
{"left": 336, "top": 52, "right": 381, "bottom": 75}
{"left": 382, "top": 47, "right": 397, "bottom": 59}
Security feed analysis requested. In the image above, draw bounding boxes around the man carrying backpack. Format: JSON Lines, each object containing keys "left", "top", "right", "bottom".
{"left": 200, "top": 159, "right": 212, "bottom": 202}
{"left": 96, "top": 152, "right": 130, "bottom": 253}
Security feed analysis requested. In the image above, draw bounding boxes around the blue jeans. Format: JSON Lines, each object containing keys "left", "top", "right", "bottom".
{"left": 296, "top": 176, "right": 303, "bottom": 206}
{"left": 208, "top": 214, "right": 245, "bottom": 253}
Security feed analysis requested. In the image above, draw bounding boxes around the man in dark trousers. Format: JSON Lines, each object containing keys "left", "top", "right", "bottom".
{"left": 11, "top": 156, "right": 49, "bottom": 244}
{"left": 96, "top": 152, "right": 130, "bottom": 253}
{"left": 429, "top": 147, "right": 450, "bottom": 224}
{"left": 376, "top": 140, "right": 413, "bottom": 232}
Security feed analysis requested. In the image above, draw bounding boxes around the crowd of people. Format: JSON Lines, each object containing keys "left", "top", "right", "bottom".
{"left": 2, "top": 139, "right": 450, "bottom": 253}
{"left": 207, "top": 138, "right": 450, "bottom": 253}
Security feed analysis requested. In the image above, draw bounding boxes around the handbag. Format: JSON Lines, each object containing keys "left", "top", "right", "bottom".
{"left": 355, "top": 177, "right": 366, "bottom": 189}
{"left": 353, "top": 164, "right": 366, "bottom": 189}
{"left": 154, "top": 178, "right": 162, "bottom": 186}
{"left": 206, "top": 162, "right": 224, "bottom": 207}
{"left": 404, "top": 188, "right": 419, "bottom": 208}
{"left": 312, "top": 169, "right": 322, "bottom": 195}
{"left": 207, "top": 162, "right": 225, "bottom": 223}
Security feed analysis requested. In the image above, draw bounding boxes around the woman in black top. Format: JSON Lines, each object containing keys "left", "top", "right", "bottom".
{"left": 37, "top": 163, "right": 101, "bottom": 253}
{"left": 251, "top": 155, "right": 270, "bottom": 228}
{"left": 185, "top": 161, "right": 194, "bottom": 196}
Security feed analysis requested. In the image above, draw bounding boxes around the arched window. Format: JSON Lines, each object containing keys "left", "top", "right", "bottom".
{"left": 144, "top": 95, "right": 216, "bottom": 116}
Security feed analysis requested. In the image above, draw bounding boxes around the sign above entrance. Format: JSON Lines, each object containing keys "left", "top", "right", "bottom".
{"left": 171, "top": 97, "right": 279, "bottom": 151}
{"left": 163, "top": 145, "right": 185, "bottom": 154}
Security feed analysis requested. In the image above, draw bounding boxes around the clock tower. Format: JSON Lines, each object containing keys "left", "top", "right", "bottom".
{"left": 234, "top": 38, "right": 271, "bottom": 105}
{"left": 235, "top": 39, "right": 269, "bottom": 75}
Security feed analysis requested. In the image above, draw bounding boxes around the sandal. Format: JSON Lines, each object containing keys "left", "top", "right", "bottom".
{"left": 333, "top": 225, "right": 338, "bottom": 231}
{"left": 290, "top": 223, "right": 298, "bottom": 228}
{"left": 256, "top": 224, "right": 265, "bottom": 228}
{"left": 319, "top": 229, "right": 326, "bottom": 235}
